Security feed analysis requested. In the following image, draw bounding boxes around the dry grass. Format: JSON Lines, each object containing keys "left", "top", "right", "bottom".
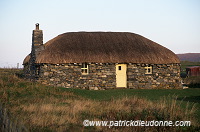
{"left": 0, "top": 69, "right": 199, "bottom": 131}
{"left": 8, "top": 95, "right": 198, "bottom": 131}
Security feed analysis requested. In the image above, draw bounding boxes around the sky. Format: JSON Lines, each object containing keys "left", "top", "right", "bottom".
{"left": 0, "top": 0, "right": 199, "bottom": 68}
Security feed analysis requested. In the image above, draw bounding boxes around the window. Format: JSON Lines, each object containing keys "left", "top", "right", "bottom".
{"left": 36, "top": 66, "right": 40, "bottom": 75}
{"left": 81, "top": 63, "right": 89, "bottom": 75}
{"left": 145, "top": 66, "right": 152, "bottom": 74}
{"left": 118, "top": 66, "right": 121, "bottom": 70}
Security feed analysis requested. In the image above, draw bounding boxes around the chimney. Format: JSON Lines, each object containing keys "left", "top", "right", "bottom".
{"left": 31, "top": 23, "right": 44, "bottom": 59}
{"left": 36, "top": 23, "right": 39, "bottom": 30}
{"left": 30, "top": 23, "right": 44, "bottom": 80}
{"left": 32, "top": 23, "right": 43, "bottom": 47}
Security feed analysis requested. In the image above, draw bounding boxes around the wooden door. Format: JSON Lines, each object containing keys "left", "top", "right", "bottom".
{"left": 116, "top": 64, "right": 127, "bottom": 88}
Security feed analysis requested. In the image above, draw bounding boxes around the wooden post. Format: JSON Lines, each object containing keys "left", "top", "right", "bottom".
{"left": 17, "top": 63, "right": 19, "bottom": 69}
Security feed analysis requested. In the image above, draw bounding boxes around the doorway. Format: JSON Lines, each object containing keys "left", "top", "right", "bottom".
{"left": 116, "top": 64, "right": 127, "bottom": 88}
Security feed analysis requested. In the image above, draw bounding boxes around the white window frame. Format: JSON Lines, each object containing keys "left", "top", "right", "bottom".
{"left": 81, "top": 63, "right": 89, "bottom": 75}
{"left": 145, "top": 66, "right": 152, "bottom": 74}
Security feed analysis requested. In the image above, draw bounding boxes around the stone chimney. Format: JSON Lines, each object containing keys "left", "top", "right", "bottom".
{"left": 32, "top": 23, "right": 43, "bottom": 48}
{"left": 30, "top": 23, "right": 44, "bottom": 79}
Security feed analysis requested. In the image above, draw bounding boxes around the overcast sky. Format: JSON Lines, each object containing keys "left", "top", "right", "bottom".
{"left": 0, "top": 0, "right": 199, "bottom": 68}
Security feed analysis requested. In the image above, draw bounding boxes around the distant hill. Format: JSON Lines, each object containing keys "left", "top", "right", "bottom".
{"left": 176, "top": 53, "right": 200, "bottom": 62}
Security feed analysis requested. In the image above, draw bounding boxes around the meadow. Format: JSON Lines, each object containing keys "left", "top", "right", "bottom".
{"left": 180, "top": 61, "right": 200, "bottom": 72}
{"left": 0, "top": 68, "right": 200, "bottom": 131}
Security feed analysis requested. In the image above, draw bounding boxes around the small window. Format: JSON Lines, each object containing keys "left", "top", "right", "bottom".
{"left": 145, "top": 66, "right": 152, "bottom": 74}
{"left": 81, "top": 63, "right": 89, "bottom": 75}
{"left": 118, "top": 66, "right": 121, "bottom": 70}
{"left": 36, "top": 66, "right": 40, "bottom": 75}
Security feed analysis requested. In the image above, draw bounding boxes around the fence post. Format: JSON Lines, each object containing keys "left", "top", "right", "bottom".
{"left": 0, "top": 103, "right": 28, "bottom": 132}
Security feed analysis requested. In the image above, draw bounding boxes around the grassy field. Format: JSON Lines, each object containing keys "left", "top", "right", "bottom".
{"left": 0, "top": 68, "right": 200, "bottom": 131}
{"left": 181, "top": 61, "right": 200, "bottom": 72}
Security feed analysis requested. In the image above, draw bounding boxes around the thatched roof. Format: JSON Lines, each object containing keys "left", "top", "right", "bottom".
{"left": 23, "top": 54, "right": 31, "bottom": 65}
{"left": 25, "top": 32, "right": 180, "bottom": 64}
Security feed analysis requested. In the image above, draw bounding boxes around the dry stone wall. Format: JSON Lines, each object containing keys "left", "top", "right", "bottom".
{"left": 36, "top": 63, "right": 182, "bottom": 89}
{"left": 127, "top": 64, "right": 182, "bottom": 89}
{"left": 38, "top": 63, "right": 116, "bottom": 90}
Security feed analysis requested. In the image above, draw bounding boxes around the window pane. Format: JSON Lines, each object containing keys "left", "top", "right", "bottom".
{"left": 82, "top": 63, "right": 84, "bottom": 68}
{"left": 118, "top": 66, "right": 121, "bottom": 70}
{"left": 81, "top": 63, "right": 89, "bottom": 74}
{"left": 82, "top": 69, "right": 86, "bottom": 73}
{"left": 82, "top": 63, "right": 87, "bottom": 68}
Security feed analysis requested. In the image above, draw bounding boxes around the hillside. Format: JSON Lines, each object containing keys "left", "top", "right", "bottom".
{"left": 177, "top": 53, "right": 200, "bottom": 62}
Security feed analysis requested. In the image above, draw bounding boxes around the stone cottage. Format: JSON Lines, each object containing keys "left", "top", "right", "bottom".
{"left": 23, "top": 24, "right": 182, "bottom": 90}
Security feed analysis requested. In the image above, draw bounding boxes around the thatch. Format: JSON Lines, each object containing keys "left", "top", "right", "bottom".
{"left": 26, "top": 32, "right": 180, "bottom": 64}
{"left": 23, "top": 54, "right": 30, "bottom": 64}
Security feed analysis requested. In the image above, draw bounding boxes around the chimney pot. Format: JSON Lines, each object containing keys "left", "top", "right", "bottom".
{"left": 36, "top": 23, "right": 39, "bottom": 30}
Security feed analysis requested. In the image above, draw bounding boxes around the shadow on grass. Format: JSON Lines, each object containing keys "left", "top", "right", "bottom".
{"left": 177, "top": 96, "right": 200, "bottom": 124}
{"left": 188, "top": 84, "right": 200, "bottom": 88}
{"left": 177, "top": 96, "right": 200, "bottom": 103}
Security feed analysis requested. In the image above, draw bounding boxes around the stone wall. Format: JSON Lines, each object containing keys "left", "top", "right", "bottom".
{"left": 23, "top": 64, "right": 30, "bottom": 78}
{"left": 36, "top": 63, "right": 182, "bottom": 89}
{"left": 38, "top": 63, "right": 116, "bottom": 90}
{"left": 127, "top": 64, "right": 182, "bottom": 89}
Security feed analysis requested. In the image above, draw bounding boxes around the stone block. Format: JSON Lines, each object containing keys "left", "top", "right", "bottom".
{"left": 44, "top": 72, "right": 49, "bottom": 76}
{"left": 94, "top": 87, "right": 99, "bottom": 90}
{"left": 50, "top": 78, "right": 54, "bottom": 81}
{"left": 55, "top": 78, "right": 60, "bottom": 82}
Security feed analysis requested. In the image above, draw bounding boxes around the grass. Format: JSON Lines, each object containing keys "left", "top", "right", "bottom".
{"left": 64, "top": 88, "right": 200, "bottom": 124}
{"left": 0, "top": 68, "right": 200, "bottom": 131}
{"left": 180, "top": 61, "right": 200, "bottom": 72}
{"left": 65, "top": 88, "right": 200, "bottom": 101}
